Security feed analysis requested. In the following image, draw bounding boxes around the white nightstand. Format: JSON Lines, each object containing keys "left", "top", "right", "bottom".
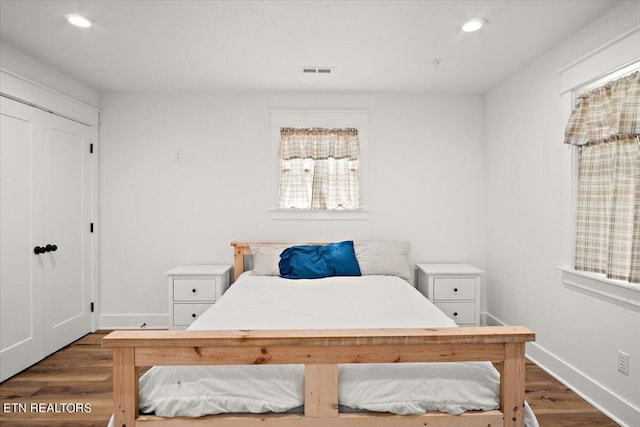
{"left": 416, "top": 263, "right": 482, "bottom": 326}
{"left": 165, "top": 264, "right": 231, "bottom": 330}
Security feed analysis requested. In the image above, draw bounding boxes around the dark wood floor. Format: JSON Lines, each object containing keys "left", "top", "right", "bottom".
{"left": 0, "top": 331, "right": 619, "bottom": 426}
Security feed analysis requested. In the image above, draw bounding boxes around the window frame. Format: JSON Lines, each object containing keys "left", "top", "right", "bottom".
{"left": 269, "top": 110, "right": 369, "bottom": 220}
{"left": 559, "top": 58, "right": 640, "bottom": 308}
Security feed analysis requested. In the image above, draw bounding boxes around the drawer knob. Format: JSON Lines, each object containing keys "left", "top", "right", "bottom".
{"left": 192, "top": 313, "right": 196, "bottom": 318}
{"left": 453, "top": 312, "right": 458, "bottom": 317}
{"left": 192, "top": 288, "right": 196, "bottom": 293}
{"left": 453, "top": 288, "right": 458, "bottom": 292}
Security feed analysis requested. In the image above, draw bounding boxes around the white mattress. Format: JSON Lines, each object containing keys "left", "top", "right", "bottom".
{"left": 136, "top": 273, "right": 538, "bottom": 425}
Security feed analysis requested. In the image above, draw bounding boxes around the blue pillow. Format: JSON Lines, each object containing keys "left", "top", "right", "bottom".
{"left": 279, "top": 245, "right": 333, "bottom": 279}
{"left": 319, "top": 241, "right": 362, "bottom": 276}
{"left": 279, "top": 241, "right": 362, "bottom": 279}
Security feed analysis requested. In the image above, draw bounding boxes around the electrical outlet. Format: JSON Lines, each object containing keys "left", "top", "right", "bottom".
{"left": 617, "top": 350, "right": 630, "bottom": 376}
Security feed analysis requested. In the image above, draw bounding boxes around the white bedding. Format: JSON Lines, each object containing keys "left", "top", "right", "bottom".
{"left": 136, "top": 273, "right": 538, "bottom": 425}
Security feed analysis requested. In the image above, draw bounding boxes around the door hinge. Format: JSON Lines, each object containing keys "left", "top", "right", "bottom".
{"left": 90, "top": 223, "right": 94, "bottom": 233}
{"left": 90, "top": 143, "right": 94, "bottom": 153}
{"left": 90, "top": 302, "right": 94, "bottom": 313}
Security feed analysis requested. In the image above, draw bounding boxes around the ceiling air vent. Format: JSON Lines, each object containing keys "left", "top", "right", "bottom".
{"left": 301, "top": 67, "right": 333, "bottom": 74}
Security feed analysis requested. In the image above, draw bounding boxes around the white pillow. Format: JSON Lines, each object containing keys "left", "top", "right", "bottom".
{"left": 249, "top": 243, "right": 297, "bottom": 276}
{"left": 353, "top": 241, "right": 410, "bottom": 281}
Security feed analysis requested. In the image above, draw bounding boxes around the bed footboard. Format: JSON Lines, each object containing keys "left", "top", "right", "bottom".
{"left": 103, "top": 326, "right": 534, "bottom": 427}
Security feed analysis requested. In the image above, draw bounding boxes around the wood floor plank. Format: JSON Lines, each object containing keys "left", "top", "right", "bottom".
{"left": 0, "top": 382, "right": 42, "bottom": 399}
{"left": 0, "top": 422, "right": 108, "bottom": 427}
{"left": 0, "top": 331, "right": 620, "bottom": 426}
{"left": 535, "top": 413, "right": 620, "bottom": 426}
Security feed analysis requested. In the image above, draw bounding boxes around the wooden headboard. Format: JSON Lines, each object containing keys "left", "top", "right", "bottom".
{"left": 230, "top": 241, "right": 327, "bottom": 281}
{"left": 230, "top": 242, "right": 252, "bottom": 281}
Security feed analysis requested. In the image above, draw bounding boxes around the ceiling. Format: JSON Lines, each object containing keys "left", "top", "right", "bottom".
{"left": 0, "top": 0, "right": 623, "bottom": 93}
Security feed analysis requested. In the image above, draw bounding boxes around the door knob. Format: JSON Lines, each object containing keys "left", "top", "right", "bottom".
{"left": 34, "top": 245, "right": 58, "bottom": 254}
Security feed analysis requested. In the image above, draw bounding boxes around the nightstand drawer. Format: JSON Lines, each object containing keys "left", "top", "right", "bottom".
{"left": 435, "top": 302, "right": 476, "bottom": 325}
{"left": 174, "top": 279, "right": 216, "bottom": 301}
{"left": 173, "top": 303, "right": 211, "bottom": 326}
{"left": 433, "top": 278, "right": 476, "bottom": 300}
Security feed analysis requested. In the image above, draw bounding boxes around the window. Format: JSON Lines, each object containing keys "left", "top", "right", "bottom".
{"left": 278, "top": 127, "right": 360, "bottom": 210}
{"left": 564, "top": 69, "right": 640, "bottom": 283}
{"left": 269, "top": 111, "right": 368, "bottom": 220}
{"left": 557, "top": 30, "right": 640, "bottom": 307}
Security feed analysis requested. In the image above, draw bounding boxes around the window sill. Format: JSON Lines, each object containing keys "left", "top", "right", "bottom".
{"left": 270, "top": 209, "right": 369, "bottom": 220}
{"left": 558, "top": 266, "right": 640, "bottom": 308}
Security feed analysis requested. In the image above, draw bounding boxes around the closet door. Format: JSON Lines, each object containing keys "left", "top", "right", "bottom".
{"left": 0, "top": 97, "right": 93, "bottom": 381}
{"left": 0, "top": 97, "right": 45, "bottom": 381}
{"left": 42, "top": 113, "right": 92, "bottom": 355}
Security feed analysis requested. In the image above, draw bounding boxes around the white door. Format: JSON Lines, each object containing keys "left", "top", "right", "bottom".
{"left": 0, "top": 97, "right": 93, "bottom": 381}
{"left": 43, "top": 113, "right": 92, "bottom": 355}
{"left": 0, "top": 98, "right": 45, "bottom": 381}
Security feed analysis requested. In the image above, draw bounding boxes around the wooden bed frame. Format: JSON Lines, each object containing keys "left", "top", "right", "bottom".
{"left": 103, "top": 242, "right": 535, "bottom": 427}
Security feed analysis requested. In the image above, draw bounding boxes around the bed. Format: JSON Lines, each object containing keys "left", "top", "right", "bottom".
{"left": 104, "top": 241, "right": 536, "bottom": 427}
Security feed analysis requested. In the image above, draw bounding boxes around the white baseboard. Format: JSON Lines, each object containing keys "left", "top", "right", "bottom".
{"left": 484, "top": 312, "right": 639, "bottom": 427}
{"left": 99, "top": 314, "right": 168, "bottom": 330}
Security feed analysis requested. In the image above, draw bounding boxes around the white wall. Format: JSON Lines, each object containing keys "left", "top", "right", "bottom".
{"left": 485, "top": 1, "right": 640, "bottom": 425}
{"left": 0, "top": 42, "right": 99, "bottom": 108}
{"left": 98, "top": 91, "right": 487, "bottom": 327}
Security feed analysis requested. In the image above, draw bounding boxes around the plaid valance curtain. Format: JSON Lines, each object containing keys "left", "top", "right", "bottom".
{"left": 279, "top": 128, "right": 360, "bottom": 160}
{"left": 278, "top": 128, "right": 360, "bottom": 210}
{"left": 566, "top": 71, "right": 640, "bottom": 283}
{"left": 564, "top": 71, "right": 639, "bottom": 146}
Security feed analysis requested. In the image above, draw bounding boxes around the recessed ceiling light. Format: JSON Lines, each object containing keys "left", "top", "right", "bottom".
{"left": 462, "top": 18, "right": 487, "bottom": 33}
{"left": 65, "top": 14, "right": 92, "bottom": 28}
